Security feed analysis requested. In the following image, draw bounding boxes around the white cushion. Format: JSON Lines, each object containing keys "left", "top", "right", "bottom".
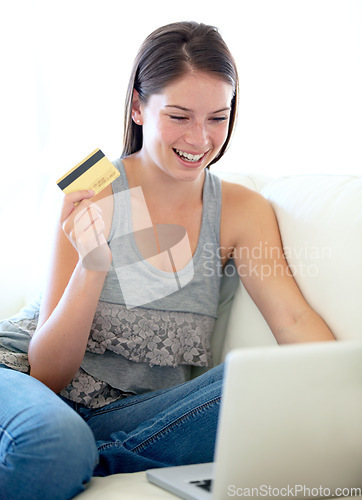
{"left": 75, "top": 471, "right": 176, "bottom": 499}
{"left": 223, "top": 175, "right": 362, "bottom": 355}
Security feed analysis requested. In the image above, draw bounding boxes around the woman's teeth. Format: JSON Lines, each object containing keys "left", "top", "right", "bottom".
{"left": 174, "top": 149, "right": 205, "bottom": 162}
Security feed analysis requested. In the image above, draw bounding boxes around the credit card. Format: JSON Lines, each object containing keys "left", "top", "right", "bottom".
{"left": 56, "top": 148, "right": 120, "bottom": 195}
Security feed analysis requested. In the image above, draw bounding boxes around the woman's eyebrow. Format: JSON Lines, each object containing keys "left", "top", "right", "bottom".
{"left": 164, "top": 105, "right": 192, "bottom": 112}
{"left": 211, "top": 107, "right": 231, "bottom": 114}
{"left": 164, "top": 105, "right": 231, "bottom": 113}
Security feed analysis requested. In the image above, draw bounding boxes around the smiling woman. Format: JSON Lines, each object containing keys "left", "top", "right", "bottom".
{"left": 0, "top": 22, "right": 241, "bottom": 498}
{"left": 0, "top": 19, "right": 335, "bottom": 500}
{"left": 122, "top": 22, "right": 238, "bottom": 166}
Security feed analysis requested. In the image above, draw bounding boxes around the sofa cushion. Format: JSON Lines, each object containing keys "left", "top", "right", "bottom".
{"left": 75, "top": 471, "right": 176, "bottom": 499}
{"left": 222, "top": 175, "right": 362, "bottom": 355}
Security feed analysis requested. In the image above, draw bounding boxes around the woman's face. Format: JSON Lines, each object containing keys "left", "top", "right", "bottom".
{"left": 133, "top": 71, "right": 234, "bottom": 182}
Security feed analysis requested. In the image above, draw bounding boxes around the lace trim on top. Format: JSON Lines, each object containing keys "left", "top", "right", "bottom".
{"left": 86, "top": 301, "right": 214, "bottom": 368}
{"left": 59, "top": 368, "right": 126, "bottom": 408}
{"left": 0, "top": 316, "right": 37, "bottom": 373}
{"left": 0, "top": 347, "right": 29, "bottom": 373}
{"left": 0, "top": 347, "right": 117, "bottom": 409}
{"left": 0, "top": 347, "right": 122, "bottom": 409}
{"left": 0, "top": 300, "right": 215, "bottom": 408}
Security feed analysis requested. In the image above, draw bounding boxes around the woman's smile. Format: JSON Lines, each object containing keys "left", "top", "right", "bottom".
{"left": 172, "top": 148, "right": 209, "bottom": 168}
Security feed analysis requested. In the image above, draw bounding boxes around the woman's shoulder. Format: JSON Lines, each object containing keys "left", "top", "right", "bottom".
{"left": 221, "top": 178, "right": 270, "bottom": 213}
{"left": 220, "top": 179, "right": 274, "bottom": 247}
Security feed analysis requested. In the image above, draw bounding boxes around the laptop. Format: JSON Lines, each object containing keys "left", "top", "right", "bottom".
{"left": 147, "top": 341, "right": 362, "bottom": 499}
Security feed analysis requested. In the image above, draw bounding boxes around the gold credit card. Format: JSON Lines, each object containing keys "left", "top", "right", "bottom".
{"left": 56, "top": 148, "right": 120, "bottom": 195}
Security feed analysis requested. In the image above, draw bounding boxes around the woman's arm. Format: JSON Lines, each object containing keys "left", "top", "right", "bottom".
{"left": 28, "top": 187, "right": 113, "bottom": 393}
{"left": 221, "top": 183, "right": 335, "bottom": 344}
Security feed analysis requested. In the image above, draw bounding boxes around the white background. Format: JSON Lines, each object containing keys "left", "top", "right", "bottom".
{"left": 1, "top": 0, "right": 361, "bottom": 182}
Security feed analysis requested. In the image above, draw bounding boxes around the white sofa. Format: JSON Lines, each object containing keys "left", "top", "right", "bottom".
{"left": 1, "top": 171, "right": 361, "bottom": 499}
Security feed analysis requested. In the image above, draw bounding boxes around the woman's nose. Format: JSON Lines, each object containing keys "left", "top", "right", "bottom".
{"left": 184, "top": 122, "right": 208, "bottom": 148}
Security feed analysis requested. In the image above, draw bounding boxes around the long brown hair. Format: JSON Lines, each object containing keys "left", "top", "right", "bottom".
{"left": 122, "top": 21, "right": 239, "bottom": 167}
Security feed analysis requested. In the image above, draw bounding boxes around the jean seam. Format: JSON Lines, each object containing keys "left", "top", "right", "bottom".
{"left": 132, "top": 396, "right": 221, "bottom": 453}
{"left": 97, "top": 395, "right": 220, "bottom": 454}
{"left": 0, "top": 426, "right": 15, "bottom": 466}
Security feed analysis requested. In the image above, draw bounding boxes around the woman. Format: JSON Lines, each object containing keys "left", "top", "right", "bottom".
{"left": 0, "top": 21, "right": 334, "bottom": 499}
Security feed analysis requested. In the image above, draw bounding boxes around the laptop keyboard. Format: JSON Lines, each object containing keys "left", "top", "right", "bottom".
{"left": 190, "top": 479, "right": 213, "bottom": 492}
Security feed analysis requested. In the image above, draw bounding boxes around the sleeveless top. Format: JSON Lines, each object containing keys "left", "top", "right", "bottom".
{"left": 0, "top": 160, "right": 223, "bottom": 408}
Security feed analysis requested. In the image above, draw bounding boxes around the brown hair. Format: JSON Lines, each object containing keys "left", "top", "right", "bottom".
{"left": 122, "top": 21, "right": 239, "bottom": 167}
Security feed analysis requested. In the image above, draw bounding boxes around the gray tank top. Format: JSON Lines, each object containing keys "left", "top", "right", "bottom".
{"left": 101, "top": 158, "right": 222, "bottom": 316}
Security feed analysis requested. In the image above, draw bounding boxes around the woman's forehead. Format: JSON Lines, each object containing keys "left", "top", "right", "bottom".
{"left": 149, "top": 71, "right": 234, "bottom": 111}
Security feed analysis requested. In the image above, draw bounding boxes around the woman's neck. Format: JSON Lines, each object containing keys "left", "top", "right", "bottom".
{"left": 122, "top": 153, "right": 206, "bottom": 208}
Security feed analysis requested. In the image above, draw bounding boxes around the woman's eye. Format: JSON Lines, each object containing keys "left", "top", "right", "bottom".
{"left": 168, "top": 115, "right": 228, "bottom": 122}
{"left": 211, "top": 116, "right": 228, "bottom": 122}
{"left": 169, "top": 115, "right": 188, "bottom": 121}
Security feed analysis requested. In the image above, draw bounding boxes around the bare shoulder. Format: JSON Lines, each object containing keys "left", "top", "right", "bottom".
{"left": 221, "top": 179, "right": 266, "bottom": 207}
{"left": 220, "top": 180, "right": 275, "bottom": 248}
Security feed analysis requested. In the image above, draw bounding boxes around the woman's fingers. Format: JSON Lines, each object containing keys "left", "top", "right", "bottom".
{"left": 60, "top": 190, "right": 95, "bottom": 223}
{"left": 60, "top": 190, "right": 112, "bottom": 271}
{"left": 61, "top": 191, "right": 96, "bottom": 238}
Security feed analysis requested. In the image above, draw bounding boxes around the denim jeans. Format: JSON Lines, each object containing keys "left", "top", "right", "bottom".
{"left": 0, "top": 362, "right": 223, "bottom": 499}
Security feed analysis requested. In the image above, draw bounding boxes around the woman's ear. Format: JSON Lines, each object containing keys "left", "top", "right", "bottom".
{"left": 131, "top": 89, "right": 143, "bottom": 125}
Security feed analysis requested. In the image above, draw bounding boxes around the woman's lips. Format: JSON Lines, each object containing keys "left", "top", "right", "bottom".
{"left": 173, "top": 148, "right": 207, "bottom": 164}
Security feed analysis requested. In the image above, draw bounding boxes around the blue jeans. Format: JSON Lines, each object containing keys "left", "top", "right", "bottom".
{"left": 0, "top": 363, "right": 223, "bottom": 499}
